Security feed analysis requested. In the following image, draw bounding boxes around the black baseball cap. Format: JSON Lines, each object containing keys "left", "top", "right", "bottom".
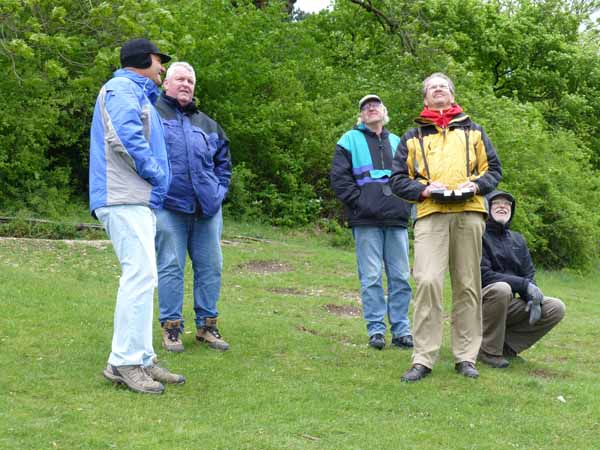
{"left": 120, "top": 38, "right": 171, "bottom": 68}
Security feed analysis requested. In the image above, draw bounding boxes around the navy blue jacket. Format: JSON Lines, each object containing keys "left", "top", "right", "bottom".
{"left": 481, "top": 191, "right": 536, "bottom": 300}
{"left": 330, "top": 124, "right": 411, "bottom": 227}
{"left": 155, "top": 94, "right": 232, "bottom": 217}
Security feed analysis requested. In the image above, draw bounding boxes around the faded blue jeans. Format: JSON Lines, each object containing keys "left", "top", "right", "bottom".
{"left": 155, "top": 208, "right": 223, "bottom": 329}
{"left": 352, "top": 226, "right": 412, "bottom": 338}
{"left": 95, "top": 205, "right": 157, "bottom": 368}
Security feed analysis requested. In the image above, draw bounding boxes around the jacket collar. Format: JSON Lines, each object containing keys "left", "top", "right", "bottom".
{"left": 356, "top": 123, "right": 389, "bottom": 138}
{"left": 160, "top": 92, "right": 199, "bottom": 114}
{"left": 113, "top": 68, "right": 160, "bottom": 104}
{"left": 415, "top": 111, "right": 471, "bottom": 129}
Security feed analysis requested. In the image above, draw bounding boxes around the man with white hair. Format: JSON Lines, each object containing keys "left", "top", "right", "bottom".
{"left": 154, "top": 62, "right": 232, "bottom": 353}
{"left": 479, "top": 190, "right": 565, "bottom": 368}
{"left": 330, "top": 94, "right": 413, "bottom": 350}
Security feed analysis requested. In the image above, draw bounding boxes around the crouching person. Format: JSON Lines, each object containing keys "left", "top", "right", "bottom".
{"left": 479, "top": 190, "right": 566, "bottom": 368}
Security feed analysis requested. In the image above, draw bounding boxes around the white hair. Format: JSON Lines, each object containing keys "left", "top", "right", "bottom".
{"left": 356, "top": 104, "right": 390, "bottom": 126}
{"left": 165, "top": 61, "right": 196, "bottom": 82}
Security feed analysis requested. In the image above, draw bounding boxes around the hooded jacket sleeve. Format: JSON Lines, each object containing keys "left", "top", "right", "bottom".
{"left": 213, "top": 123, "right": 232, "bottom": 192}
{"left": 481, "top": 232, "right": 532, "bottom": 299}
{"left": 472, "top": 128, "right": 502, "bottom": 195}
{"left": 330, "top": 144, "right": 360, "bottom": 208}
{"left": 390, "top": 131, "right": 427, "bottom": 202}
{"left": 104, "top": 85, "right": 165, "bottom": 186}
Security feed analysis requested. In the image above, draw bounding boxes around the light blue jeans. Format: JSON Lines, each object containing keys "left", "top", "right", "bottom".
{"left": 352, "top": 226, "right": 412, "bottom": 338}
{"left": 155, "top": 208, "right": 223, "bottom": 329}
{"left": 95, "top": 205, "right": 157, "bottom": 368}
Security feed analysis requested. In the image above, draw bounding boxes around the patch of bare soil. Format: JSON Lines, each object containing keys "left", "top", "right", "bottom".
{"left": 530, "top": 368, "right": 564, "bottom": 379}
{"left": 237, "top": 260, "right": 293, "bottom": 274}
{"left": 296, "top": 325, "right": 319, "bottom": 335}
{"left": 0, "top": 236, "right": 110, "bottom": 249}
{"left": 267, "top": 287, "right": 304, "bottom": 295}
{"left": 324, "top": 303, "right": 361, "bottom": 318}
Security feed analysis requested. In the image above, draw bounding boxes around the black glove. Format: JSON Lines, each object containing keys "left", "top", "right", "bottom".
{"left": 525, "top": 282, "right": 544, "bottom": 325}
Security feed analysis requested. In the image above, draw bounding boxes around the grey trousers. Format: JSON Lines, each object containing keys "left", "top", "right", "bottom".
{"left": 481, "top": 282, "right": 566, "bottom": 355}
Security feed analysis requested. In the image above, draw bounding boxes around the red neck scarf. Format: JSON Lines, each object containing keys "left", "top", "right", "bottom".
{"left": 420, "top": 104, "right": 463, "bottom": 128}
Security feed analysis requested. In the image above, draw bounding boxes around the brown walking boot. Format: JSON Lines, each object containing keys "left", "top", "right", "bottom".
{"left": 146, "top": 358, "right": 186, "bottom": 385}
{"left": 196, "top": 317, "right": 230, "bottom": 351}
{"left": 162, "top": 319, "right": 184, "bottom": 353}
{"left": 103, "top": 364, "right": 165, "bottom": 394}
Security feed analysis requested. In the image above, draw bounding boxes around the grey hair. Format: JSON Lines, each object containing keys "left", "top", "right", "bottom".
{"left": 165, "top": 61, "right": 196, "bottom": 82}
{"left": 356, "top": 104, "right": 390, "bottom": 126}
{"left": 422, "top": 72, "right": 455, "bottom": 98}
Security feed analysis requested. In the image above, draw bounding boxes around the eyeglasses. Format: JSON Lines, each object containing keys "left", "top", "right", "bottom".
{"left": 426, "top": 83, "right": 450, "bottom": 91}
{"left": 491, "top": 199, "right": 512, "bottom": 208}
{"left": 361, "top": 102, "right": 382, "bottom": 111}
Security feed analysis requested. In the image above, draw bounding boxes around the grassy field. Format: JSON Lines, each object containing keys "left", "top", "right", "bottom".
{"left": 1, "top": 221, "right": 599, "bottom": 450}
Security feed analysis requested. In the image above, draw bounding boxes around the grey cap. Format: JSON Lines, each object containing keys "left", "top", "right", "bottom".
{"left": 358, "top": 94, "right": 382, "bottom": 110}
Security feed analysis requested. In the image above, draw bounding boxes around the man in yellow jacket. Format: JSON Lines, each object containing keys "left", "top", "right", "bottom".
{"left": 391, "top": 73, "right": 502, "bottom": 382}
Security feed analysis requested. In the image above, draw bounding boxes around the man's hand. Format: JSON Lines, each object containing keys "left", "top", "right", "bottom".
{"left": 421, "top": 181, "right": 447, "bottom": 198}
{"left": 525, "top": 282, "right": 544, "bottom": 325}
{"left": 457, "top": 181, "right": 479, "bottom": 193}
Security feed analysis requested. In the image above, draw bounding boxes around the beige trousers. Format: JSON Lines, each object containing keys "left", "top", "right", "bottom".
{"left": 481, "top": 282, "right": 566, "bottom": 355}
{"left": 411, "top": 212, "right": 485, "bottom": 368}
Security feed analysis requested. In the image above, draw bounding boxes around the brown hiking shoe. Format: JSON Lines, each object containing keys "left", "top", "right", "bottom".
{"left": 196, "top": 317, "right": 230, "bottom": 351}
{"left": 146, "top": 359, "right": 185, "bottom": 385}
{"left": 103, "top": 364, "right": 164, "bottom": 394}
{"left": 162, "top": 319, "right": 184, "bottom": 353}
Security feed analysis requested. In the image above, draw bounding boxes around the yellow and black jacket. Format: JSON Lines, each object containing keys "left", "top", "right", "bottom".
{"left": 390, "top": 112, "right": 502, "bottom": 220}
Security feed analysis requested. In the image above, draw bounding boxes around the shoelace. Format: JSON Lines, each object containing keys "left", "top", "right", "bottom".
{"left": 167, "top": 328, "right": 181, "bottom": 342}
{"left": 207, "top": 327, "right": 222, "bottom": 339}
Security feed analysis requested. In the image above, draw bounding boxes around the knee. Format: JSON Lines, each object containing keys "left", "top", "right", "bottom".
{"left": 483, "top": 282, "right": 513, "bottom": 304}
{"left": 544, "top": 298, "right": 566, "bottom": 323}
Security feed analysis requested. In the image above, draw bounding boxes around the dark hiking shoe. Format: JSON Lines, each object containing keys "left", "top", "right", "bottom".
{"left": 391, "top": 334, "right": 414, "bottom": 349}
{"left": 368, "top": 333, "right": 386, "bottom": 350}
{"left": 401, "top": 364, "right": 432, "bottom": 382}
{"left": 478, "top": 350, "right": 509, "bottom": 369}
{"left": 103, "top": 364, "right": 164, "bottom": 394}
{"left": 455, "top": 361, "right": 480, "bottom": 378}
{"left": 162, "top": 319, "right": 184, "bottom": 353}
{"left": 196, "top": 318, "right": 230, "bottom": 351}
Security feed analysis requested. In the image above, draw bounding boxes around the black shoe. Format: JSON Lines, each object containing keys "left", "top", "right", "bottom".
{"left": 391, "top": 334, "right": 414, "bottom": 349}
{"left": 401, "top": 364, "right": 431, "bottom": 382}
{"left": 368, "top": 333, "right": 385, "bottom": 350}
{"left": 478, "top": 350, "right": 509, "bottom": 369}
{"left": 455, "top": 361, "right": 479, "bottom": 378}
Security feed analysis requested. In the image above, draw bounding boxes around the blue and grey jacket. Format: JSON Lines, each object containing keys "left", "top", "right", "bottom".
{"left": 89, "top": 69, "right": 171, "bottom": 216}
{"left": 155, "top": 94, "right": 232, "bottom": 217}
{"left": 330, "top": 124, "right": 411, "bottom": 227}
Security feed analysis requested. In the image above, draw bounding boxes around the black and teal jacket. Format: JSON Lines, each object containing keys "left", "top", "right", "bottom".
{"left": 330, "top": 124, "right": 411, "bottom": 227}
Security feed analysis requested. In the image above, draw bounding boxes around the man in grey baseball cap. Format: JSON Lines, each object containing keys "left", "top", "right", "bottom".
{"left": 330, "top": 94, "right": 413, "bottom": 351}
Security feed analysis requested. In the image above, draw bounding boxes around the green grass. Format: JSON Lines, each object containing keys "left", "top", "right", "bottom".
{"left": 1, "top": 222, "right": 599, "bottom": 450}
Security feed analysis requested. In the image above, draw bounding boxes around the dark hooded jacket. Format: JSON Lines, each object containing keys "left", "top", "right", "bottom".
{"left": 481, "top": 190, "right": 537, "bottom": 301}
{"left": 330, "top": 123, "right": 412, "bottom": 227}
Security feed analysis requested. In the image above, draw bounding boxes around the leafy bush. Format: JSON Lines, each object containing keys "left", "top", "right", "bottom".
{"left": 1, "top": 0, "right": 599, "bottom": 269}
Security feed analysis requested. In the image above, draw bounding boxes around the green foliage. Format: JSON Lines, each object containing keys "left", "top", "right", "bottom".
{"left": 1, "top": 0, "right": 600, "bottom": 268}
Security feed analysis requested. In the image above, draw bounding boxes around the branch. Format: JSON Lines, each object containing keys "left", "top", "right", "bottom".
{"left": 349, "top": 0, "right": 399, "bottom": 32}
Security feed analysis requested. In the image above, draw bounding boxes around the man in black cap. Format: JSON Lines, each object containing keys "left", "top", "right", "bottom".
{"left": 479, "top": 190, "right": 566, "bottom": 368}
{"left": 90, "top": 38, "right": 185, "bottom": 394}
